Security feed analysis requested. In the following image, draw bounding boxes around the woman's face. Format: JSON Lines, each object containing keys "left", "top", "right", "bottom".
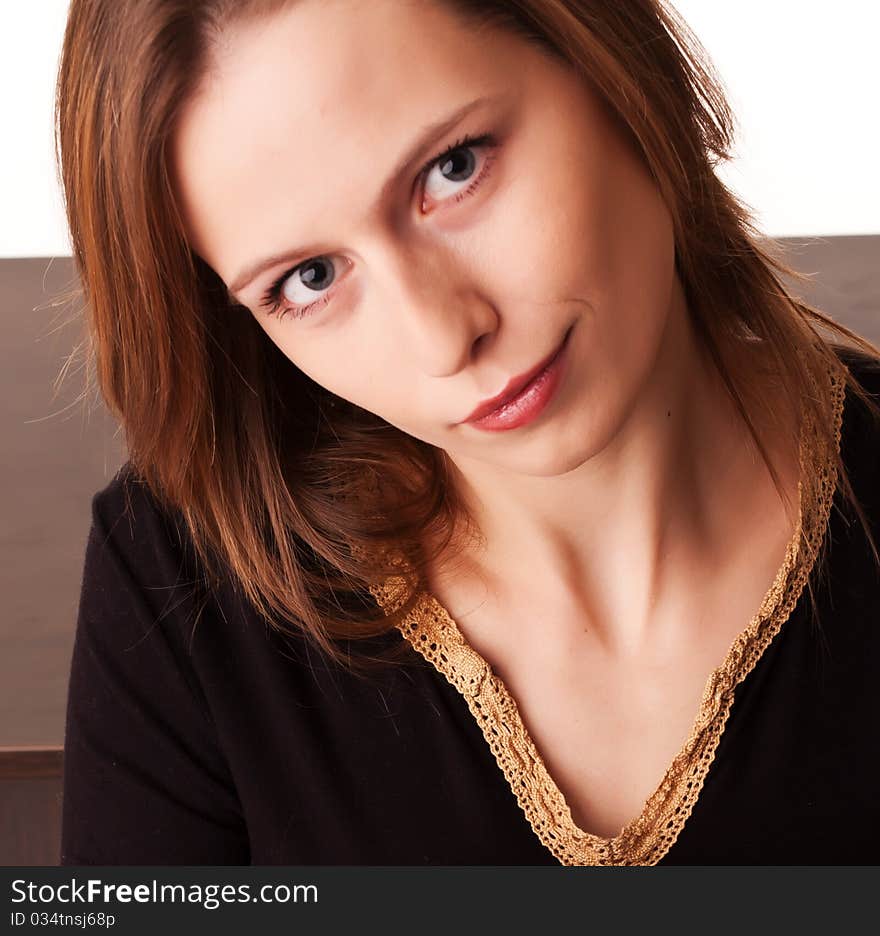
{"left": 172, "top": 0, "right": 678, "bottom": 478}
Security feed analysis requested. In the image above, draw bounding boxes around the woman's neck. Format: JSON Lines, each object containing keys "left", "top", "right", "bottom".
{"left": 428, "top": 297, "right": 801, "bottom": 660}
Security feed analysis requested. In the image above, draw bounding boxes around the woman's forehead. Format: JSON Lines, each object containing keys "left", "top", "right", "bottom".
{"left": 170, "top": 0, "right": 537, "bottom": 287}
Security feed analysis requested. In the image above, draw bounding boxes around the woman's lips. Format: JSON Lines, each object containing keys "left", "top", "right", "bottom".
{"left": 460, "top": 325, "right": 573, "bottom": 431}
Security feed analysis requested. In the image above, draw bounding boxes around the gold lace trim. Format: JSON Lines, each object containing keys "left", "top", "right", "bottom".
{"left": 368, "top": 362, "right": 847, "bottom": 866}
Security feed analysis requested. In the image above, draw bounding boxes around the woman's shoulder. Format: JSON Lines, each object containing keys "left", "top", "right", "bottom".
{"left": 833, "top": 342, "right": 880, "bottom": 392}
{"left": 831, "top": 343, "right": 880, "bottom": 475}
{"left": 66, "top": 462, "right": 252, "bottom": 864}
{"left": 81, "top": 461, "right": 328, "bottom": 666}
{"left": 824, "top": 344, "right": 880, "bottom": 570}
{"left": 89, "top": 460, "right": 190, "bottom": 558}
{"left": 77, "top": 460, "right": 246, "bottom": 683}
{"left": 78, "top": 461, "right": 215, "bottom": 660}
{"left": 85, "top": 460, "right": 227, "bottom": 609}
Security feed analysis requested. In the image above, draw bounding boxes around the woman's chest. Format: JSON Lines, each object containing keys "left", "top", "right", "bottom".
{"left": 429, "top": 476, "right": 804, "bottom": 842}
{"left": 486, "top": 639, "right": 723, "bottom": 840}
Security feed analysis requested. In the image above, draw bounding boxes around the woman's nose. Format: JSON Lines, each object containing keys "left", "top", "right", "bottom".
{"left": 380, "top": 245, "right": 499, "bottom": 378}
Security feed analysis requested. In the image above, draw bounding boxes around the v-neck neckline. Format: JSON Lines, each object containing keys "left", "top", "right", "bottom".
{"left": 367, "top": 363, "right": 846, "bottom": 865}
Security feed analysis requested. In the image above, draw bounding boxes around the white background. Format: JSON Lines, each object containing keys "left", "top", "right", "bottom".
{"left": 1, "top": 0, "right": 877, "bottom": 257}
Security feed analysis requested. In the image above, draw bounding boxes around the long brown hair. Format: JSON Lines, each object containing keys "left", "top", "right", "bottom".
{"left": 55, "top": 0, "right": 880, "bottom": 675}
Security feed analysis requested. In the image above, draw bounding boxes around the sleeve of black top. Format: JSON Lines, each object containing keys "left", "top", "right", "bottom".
{"left": 60, "top": 468, "right": 250, "bottom": 865}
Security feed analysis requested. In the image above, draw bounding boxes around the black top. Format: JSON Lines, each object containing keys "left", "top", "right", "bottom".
{"left": 60, "top": 347, "right": 880, "bottom": 865}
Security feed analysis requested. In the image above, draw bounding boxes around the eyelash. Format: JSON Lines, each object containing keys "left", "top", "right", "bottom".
{"left": 258, "top": 131, "right": 498, "bottom": 321}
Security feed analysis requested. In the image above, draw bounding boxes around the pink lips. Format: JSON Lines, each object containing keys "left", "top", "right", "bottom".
{"left": 461, "top": 326, "right": 573, "bottom": 432}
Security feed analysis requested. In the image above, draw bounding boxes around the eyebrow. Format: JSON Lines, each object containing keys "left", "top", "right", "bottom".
{"left": 228, "top": 93, "right": 502, "bottom": 296}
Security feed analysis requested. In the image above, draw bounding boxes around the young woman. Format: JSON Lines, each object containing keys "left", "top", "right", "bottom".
{"left": 56, "top": 0, "right": 880, "bottom": 866}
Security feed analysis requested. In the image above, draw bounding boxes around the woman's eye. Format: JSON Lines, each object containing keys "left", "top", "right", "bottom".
{"left": 257, "top": 255, "right": 347, "bottom": 321}
{"left": 259, "top": 133, "right": 498, "bottom": 320}
{"left": 280, "top": 256, "right": 338, "bottom": 307}
{"left": 421, "top": 134, "right": 497, "bottom": 208}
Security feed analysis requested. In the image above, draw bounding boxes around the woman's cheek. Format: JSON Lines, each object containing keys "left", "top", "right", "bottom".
{"left": 479, "top": 182, "right": 554, "bottom": 297}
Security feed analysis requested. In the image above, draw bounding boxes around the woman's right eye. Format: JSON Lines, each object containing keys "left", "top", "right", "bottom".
{"left": 280, "top": 256, "right": 337, "bottom": 305}
{"left": 259, "top": 255, "right": 349, "bottom": 320}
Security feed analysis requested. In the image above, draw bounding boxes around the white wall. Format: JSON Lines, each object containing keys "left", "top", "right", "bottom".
{"left": 675, "top": 0, "right": 880, "bottom": 239}
{"left": 1, "top": 0, "right": 877, "bottom": 257}
{"left": 1, "top": 1, "right": 71, "bottom": 258}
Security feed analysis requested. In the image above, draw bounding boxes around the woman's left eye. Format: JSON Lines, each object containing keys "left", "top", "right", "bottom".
{"left": 420, "top": 133, "right": 498, "bottom": 209}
